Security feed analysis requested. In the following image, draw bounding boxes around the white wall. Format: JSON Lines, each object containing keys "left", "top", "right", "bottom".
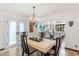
{"left": 40, "top": 10, "right": 79, "bottom": 50}
{"left": 0, "top": 11, "right": 27, "bottom": 49}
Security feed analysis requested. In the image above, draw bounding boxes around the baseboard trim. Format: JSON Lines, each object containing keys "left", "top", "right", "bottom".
{"left": 0, "top": 48, "right": 4, "bottom": 51}
{"left": 65, "top": 47, "right": 79, "bottom": 52}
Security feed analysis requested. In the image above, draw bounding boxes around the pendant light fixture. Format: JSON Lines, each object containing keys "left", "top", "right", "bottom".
{"left": 30, "top": 6, "right": 38, "bottom": 25}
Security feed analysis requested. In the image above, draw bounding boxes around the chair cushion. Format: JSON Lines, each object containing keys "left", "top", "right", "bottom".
{"left": 51, "top": 46, "right": 56, "bottom": 50}
{"left": 48, "top": 49, "right": 55, "bottom": 54}
{"left": 29, "top": 46, "right": 37, "bottom": 53}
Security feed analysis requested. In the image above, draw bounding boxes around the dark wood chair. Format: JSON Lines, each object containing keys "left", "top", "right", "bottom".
{"left": 21, "top": 32, "right": 37, "bottom": 56}
{"left": 53, "top": 37, "right": 62, "bottom": 56}
{"left": 52, "top": 34, "right": 65, "bottom": 56}
{"left": 50, "top": 33, "right": 65, "bottom": 56}
{"left": 43, "top": 37, "right": 62, "bottom": 56}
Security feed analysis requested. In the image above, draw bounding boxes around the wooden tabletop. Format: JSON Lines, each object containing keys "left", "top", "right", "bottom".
{"left": 27, "top": 39, "right": 56, "bottom": 54}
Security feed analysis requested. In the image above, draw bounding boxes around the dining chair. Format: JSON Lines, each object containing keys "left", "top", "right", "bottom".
{"left": 53, "top": 37, "right": 62, "bottom": 56}
{"left": 21, "top": 32, "right": 37, "bottom": 56}
{"left": 49, "top": 33, "right": 65, "bottom": 56}
{"left": 43, "top": 37, "right": 62, "bottom": 56}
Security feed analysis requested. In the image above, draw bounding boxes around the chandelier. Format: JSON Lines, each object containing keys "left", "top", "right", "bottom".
{"left": 30, "top": 6, "right": 39, "bottom": 25}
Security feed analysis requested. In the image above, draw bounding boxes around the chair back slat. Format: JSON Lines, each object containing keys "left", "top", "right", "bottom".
{"left": 53, "top": 38, "right": 62, "bottom": 56}
{"left": 21, "top": 32, "right": 29, "bottom": 54}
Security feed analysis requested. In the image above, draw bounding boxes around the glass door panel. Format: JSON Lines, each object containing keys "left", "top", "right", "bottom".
{"left": 19, "top": 22, "right": 25, "bottom": 32}
{"left": 9, "top": 21, "right": 16, "bottom": 45}
{"left": 18, "top": 22, "right": 25, "bottom": 43}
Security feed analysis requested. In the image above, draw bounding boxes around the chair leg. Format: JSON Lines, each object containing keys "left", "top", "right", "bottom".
{"left": 27, "top": 53, "right": 30, "bottom": 56}
{"left": 37, "top": 51, "right": 39, "bottom": 56}
{"left": 22, "top": 51, "right": 24, "bottom": 56}
{"left": 41, "top": 52, "right": 50, "bottom": 56}
{"left": 41, "top": 52, "right": 43, "bottom": 56}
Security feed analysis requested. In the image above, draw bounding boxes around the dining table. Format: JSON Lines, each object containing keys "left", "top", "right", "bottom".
{"left": 27, "top": 38, "right": 56, "bottom": 55}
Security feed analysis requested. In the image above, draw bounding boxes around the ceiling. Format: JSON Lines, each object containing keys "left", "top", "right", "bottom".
{"left": 0, "top": 3, "right": 79, "bottom": 17}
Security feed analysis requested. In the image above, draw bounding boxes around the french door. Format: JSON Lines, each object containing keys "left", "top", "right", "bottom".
{"left": 7, "top": 21, "right": 26, "bottom": 48}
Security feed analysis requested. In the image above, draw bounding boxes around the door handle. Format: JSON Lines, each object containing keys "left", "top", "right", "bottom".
{"left": 16, "top": 32, "right": 20, "bottom": 35}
